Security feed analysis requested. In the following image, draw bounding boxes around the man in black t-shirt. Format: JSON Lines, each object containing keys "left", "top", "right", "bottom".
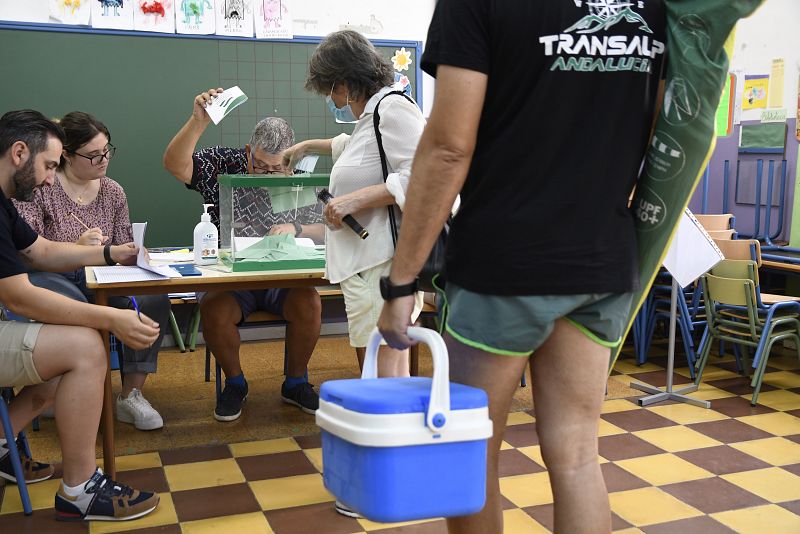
{"left": 379, "top": 1, "right": 666, "bottom": 532}
{"left": 0, "top": 110, "right": 161, "bottom": 522}
{"left": 163, "top": 89, "right": 324, "bottom": 422}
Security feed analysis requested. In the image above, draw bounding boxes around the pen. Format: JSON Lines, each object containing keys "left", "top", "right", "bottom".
{"left": 70, "top": 212, "right": 91, "bottom": 231}
{"left": 130, "top": 296, "right": 143, "bottom": 323}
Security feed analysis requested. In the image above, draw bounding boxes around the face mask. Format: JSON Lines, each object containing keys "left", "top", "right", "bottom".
{"left": 326, "top": 85, "right": 357, "bottom": 123}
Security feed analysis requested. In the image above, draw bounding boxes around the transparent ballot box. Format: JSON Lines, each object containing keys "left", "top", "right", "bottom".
{"left": 217, "top": 174, "right": 329, "bottom": 272}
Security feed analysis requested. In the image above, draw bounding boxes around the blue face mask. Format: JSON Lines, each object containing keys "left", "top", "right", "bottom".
{"left": 326, "top": 87, "right": 357, "bottom": 123}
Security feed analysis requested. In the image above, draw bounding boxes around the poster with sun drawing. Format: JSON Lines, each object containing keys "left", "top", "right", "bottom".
{"left": 91, "top": 0, "right": 135, "bottom": 30}
{"left": 49, "top": 0, "right": 91, "bottom": 25}
{"left": 392, "top": 47, "right": 414, "bottom": 97}
{"left": 134, "top": 1, "right": 176, "bottom": 33}
{"left": 176, "top": 0, "right": 216, "bottom": 34}
{"left": 215, "top": 0, "right": 253, "bottom": 37}
{"left": 255, "top": 0, "right": 292, "bottom": 39}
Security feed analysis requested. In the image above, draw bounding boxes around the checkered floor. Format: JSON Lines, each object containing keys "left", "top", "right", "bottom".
{"left": 1, "top": 350, "right": 799, "bottom": 533}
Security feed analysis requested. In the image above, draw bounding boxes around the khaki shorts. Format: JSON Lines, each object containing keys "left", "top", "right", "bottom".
{"left": 340, "top": 260, "right": 424, "bottom": 348}
{"left": 445, "top": 282, "right": 634, "bottom": 356}
{"left": 0, "top": 321, "right": 44, "bottom": 387}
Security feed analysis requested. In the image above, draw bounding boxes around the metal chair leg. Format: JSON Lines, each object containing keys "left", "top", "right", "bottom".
{"left": 168, "top": 310, "right": 186, "bottom": 353}
{"left": 0, "top": 396, "right": 32, "bottom": 515}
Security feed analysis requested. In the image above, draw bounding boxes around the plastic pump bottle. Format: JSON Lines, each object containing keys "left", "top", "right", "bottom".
{"left": 193, "top": 204, "right": 219, "bottom": 265}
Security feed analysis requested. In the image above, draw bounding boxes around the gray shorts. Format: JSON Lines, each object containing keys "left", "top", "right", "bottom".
{"left": 0, "top": 321, "right": 44, "bottom": 386}
{"left": 444, "top": 282, "right": 634, "bottom": 356}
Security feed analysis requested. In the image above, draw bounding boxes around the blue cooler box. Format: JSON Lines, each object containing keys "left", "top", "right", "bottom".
{"left": 316, "top": 327, "right": 493, "bottom": 523}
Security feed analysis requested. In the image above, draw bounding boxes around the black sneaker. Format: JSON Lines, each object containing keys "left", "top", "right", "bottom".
{"left": 281, "top": 381, "right": 319, "bottom": 414}
{"left": 214, "top": 380, "right": 248, "bottom": 422}
{"left": 0, "top": 440, "right": 54, "bottom": 484}
{"left": 55, "top": 468, "right": 159, "bottom": 521}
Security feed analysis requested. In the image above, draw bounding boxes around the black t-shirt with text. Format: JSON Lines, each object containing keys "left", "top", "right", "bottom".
{"left": 422, "top": 0, "right": 666, "bottom": 295}
{"left": 0, "top": 189, "right": 39, "bottom": 280}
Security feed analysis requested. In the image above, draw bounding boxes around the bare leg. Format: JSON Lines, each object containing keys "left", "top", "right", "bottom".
{"left": 354, "top": 346, "right": 410, "bottom": 378}
{"left": 121, "top": 372, "right": 147, "bottom": 396}
{"left": 444, "top": 333, "right": 529, "bottom": 534}
{"left": 200, "top": 292, "right": 244, "bottom": 379}
{"left": 531, "top": 319, "right": 611, "bottom": 534}
{"left": 26, "top": 325, "right": 107, "bottom": 487}
{"left": 281, "top": 287, "right": 321, "bottom": 377}
{"left": 2, "top": 377, "right": 58, "bottom": 436}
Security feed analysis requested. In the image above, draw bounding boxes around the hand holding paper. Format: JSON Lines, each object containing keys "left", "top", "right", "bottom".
{"left": 204, "top": 86, "right": 248, "bottom": 125}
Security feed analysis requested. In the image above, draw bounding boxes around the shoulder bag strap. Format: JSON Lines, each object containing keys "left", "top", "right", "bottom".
{"left": 373, "top": 90, "right": 416, "bottom": 247}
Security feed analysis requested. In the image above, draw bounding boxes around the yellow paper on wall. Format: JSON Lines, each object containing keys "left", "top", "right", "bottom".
{"left": 768, "top": 58, "right": 785, "bottom": 108}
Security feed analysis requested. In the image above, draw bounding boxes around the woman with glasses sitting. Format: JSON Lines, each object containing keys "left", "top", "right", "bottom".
{"left": 13, "top": 111, "right": 170, "bottom": 431}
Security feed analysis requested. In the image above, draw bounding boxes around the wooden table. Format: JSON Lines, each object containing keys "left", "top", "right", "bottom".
{"left": 85, "top": 264, "right": 326, "bottom": 477}
{"left": 762, "top": 259, "right": 800, "bottom": 274}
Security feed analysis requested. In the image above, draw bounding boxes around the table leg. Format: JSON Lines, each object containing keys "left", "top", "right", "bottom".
{"left": 95, "top": 291, "right": 116, "bottom": 478}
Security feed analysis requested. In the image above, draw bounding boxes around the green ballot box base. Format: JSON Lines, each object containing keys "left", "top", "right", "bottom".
{"left": 222, "top": 258, "right": 326, "bottom": 272}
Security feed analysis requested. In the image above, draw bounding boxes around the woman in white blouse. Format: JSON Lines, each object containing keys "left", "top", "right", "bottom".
{"left": 284, "top": 30, "right": 424, "bottom": 378}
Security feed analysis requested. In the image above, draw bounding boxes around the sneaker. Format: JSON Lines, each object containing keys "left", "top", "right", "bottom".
{"left": 55, "top": 468, "right": 159, "bottom": 522}
{"left": 281, "top": 381, "right": 319, "bottom": 414}
{"left": 334, "top": 500, "right": 363, "bottom": 519}
{"left": 214, "top": 380, "right": 248, "bottom": 422}
{"left": 116, "top": 389, "right": 164, "bottom": 431}
{"left": 0, "top": 440, "right": 54, "bottom": 484}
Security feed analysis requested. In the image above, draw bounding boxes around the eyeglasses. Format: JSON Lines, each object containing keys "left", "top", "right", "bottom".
{"left": 71, "top": 144, "right": 116, "bottom": 166}
{"left": 252, "top": 163, "right": 287, "bottom": 175}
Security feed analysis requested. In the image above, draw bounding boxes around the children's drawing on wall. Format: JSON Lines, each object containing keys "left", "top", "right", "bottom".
{"left": 255, "top": 0, "right": 293, "bottom": 39}
{"left": 215, "top": 0, "right": 253, "bottom": 37}
{"left": 391, "top": 48, "right": 414, "bottom": 98}
{"left": 176, "top": 0, "right": 216, "bottom": 34}
{"left": 91, "top": 0, "right": 135, "bottom": 29}
{"left": 49, "top": 0, "right": 91, "bottom": 25}
{"left": 134, "top": 0, "right": 176, "bottom": 32}
{"left": 742, "top": 74, "right": 769, "bottom": 110}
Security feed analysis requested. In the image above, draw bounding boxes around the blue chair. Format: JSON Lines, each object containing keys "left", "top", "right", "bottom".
{"left": 0, "top": 388, "right": 33, "bottom": 515}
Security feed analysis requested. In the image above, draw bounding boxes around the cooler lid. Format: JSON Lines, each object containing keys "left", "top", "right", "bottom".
{"left": 320, "top": 377, "right": 488, "bottom": 415}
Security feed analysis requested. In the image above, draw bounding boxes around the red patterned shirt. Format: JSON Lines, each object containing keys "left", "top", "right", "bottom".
{"left": 13, "top": 176, "right": 133, "bottom": 245}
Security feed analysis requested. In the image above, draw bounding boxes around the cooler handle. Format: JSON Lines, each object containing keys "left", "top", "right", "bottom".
{"left": 363, "top": 327, "right": 451, "bottom": 433}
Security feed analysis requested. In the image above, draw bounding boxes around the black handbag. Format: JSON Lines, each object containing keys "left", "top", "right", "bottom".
{"left": 373, "top": 91, "right": 449, "bottom": 293}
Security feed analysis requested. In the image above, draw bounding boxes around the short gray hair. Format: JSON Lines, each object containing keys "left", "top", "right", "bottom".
{"left": 305, "top": 30, "right": 394, "bottom": 101}
{"left": 249, "top": 117, "right": 295, "bottom": 154}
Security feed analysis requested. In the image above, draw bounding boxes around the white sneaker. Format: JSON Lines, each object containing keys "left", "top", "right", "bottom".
{"left": 116, "top": 389, "right": 164, "bottom": 430}
{"left": 334, "top": 500, "right": 363, "bottom": 519}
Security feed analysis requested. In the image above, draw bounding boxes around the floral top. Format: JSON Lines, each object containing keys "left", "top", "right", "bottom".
{"left": 13, "top": 176, "right": 133, "bottom": 245}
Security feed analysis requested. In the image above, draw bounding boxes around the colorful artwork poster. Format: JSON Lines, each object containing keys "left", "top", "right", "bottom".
{"left": 215, "top": 0, "right": 253, "bottom": 37}
{"left": 134, "top": 1, "right": 176, "bottom": 33}
{"left": 176, "top": 0, "right": 216, "bottom": 34}
{"left": 49, "top": 0, "right": 91, "bottom": 25}
{"left": 91, "top": 0, "right": 135, "bottom": 30}
{"left": 255, "top": 0, "right": 292, "bottom": 39}
{"left": 796, "top": 73, "right": 800, "bottom": 142}
{"left": 742, "top": 74, "right": 769, "bottom": 110}
{"left": 715, "top": 74, "right": 734, "bottom": 137}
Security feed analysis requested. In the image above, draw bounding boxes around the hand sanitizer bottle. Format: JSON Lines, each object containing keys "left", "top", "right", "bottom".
{"left": 194, "top": 204, "right": 218, "bottom": 265}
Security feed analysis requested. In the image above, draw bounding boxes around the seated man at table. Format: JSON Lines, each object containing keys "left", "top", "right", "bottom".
{"left": 163, "top": 88, "right": 324, "bottom": 422}
{"left": 0, "top": 109, "right": 161, "bottom": 521}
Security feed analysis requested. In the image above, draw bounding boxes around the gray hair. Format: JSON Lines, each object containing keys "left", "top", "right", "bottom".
{"left": 305, "top": 30, "right": 394, "bottom": 101}
{"left": 249, "top": 117, "right": 295, "bottom": 154}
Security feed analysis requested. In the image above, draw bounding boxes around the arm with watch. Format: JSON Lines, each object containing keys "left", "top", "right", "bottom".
{"left": 19, "top": 235, "right": 138, "bottom": 272}
{"left": 267, "top": 220, "right": 326, "bottom": 244}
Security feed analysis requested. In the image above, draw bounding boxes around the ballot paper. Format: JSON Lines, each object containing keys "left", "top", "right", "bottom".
{"left": 205, "top": 86, "right": 248, "bottom": 125}
{"left": 134, "top": 223, "right": 181, "bottom": 278}
{"left": 93, "top": 223, "right": 180, "bottom": 283}
{"left": 294, "top": 155, "right": 319, "bottom": 173}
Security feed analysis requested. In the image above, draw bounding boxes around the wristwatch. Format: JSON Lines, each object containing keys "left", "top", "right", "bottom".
{"left": 379, "top": 276, "right": 418, "bottom": 300}
{"left": 292, "top": 220, "right": 302, "bottom": 237}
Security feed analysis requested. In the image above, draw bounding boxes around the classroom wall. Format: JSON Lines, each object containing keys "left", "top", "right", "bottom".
{"left": 687, "top": 0, "right": 800, "bottom": 245}
{"left": 0, "top": 0, "right": 437, "bottom": 116}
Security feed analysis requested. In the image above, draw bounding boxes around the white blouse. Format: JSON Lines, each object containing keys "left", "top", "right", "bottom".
{"left": 325, "top": 86, "right": 425, "bottom": 284}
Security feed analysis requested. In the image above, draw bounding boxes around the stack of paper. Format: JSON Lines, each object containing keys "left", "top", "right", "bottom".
{"left": 93, "top": 223, "right": 182, "bottom": 284}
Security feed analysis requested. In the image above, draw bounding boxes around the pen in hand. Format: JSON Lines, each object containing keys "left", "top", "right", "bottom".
{"left": 131, "top": 296, "right": 143, "bottom": 323}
